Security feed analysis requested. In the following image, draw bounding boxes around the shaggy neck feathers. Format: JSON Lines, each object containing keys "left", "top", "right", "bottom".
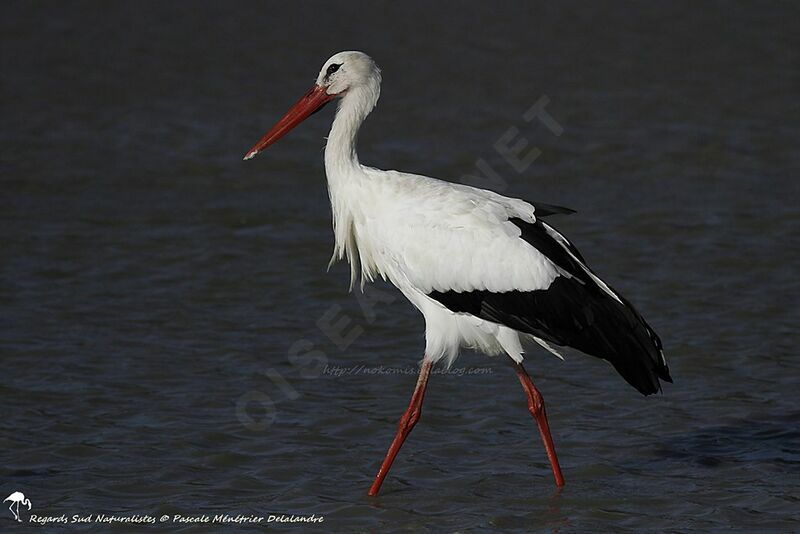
{"left": 323, "top": 79, "right": 381, "bottom": 289}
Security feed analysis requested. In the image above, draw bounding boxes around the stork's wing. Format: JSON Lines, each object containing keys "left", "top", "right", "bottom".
{"left": 431, "top": 217, "right": 671, "bottom": 395}
{"left": 366, "top": 170, "right": 564, "bottom": 294}
{"left": 367, "top": 170, "right": 671, "bottom": 395}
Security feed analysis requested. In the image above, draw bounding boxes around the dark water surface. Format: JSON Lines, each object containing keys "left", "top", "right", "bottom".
{"left": 2, "top": 1, "right": 799, "bottom": 531}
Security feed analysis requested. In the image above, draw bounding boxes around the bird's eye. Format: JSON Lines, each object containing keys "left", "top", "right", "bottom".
{"left": 326, "top": 63, "right": 342, "bottom": 76}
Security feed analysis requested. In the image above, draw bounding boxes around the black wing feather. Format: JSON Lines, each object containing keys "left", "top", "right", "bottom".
{"left": 531, "top": 201, "right": 576, "bottom": 218}
{"left": 428, "top": 218, "right": 671, "bottom": 396}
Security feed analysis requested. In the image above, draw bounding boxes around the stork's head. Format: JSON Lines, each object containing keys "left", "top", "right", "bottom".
{"left": 316, "top": 51, "right": 381, "bottom": 96}
{"left": 243, "top": 51, "right": 381, "bottom": 160}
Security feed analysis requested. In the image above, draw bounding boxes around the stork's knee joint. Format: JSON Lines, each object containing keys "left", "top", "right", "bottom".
{"left": 527, "top": 390, "right": 545, "bottom": 418}
{"left": 398, "top": 408, "right": 421, "bottom": 432}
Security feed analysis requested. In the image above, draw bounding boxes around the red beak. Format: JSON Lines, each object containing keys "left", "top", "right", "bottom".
{"left": 243, "top": 84, "right": 334, "bottom": 160}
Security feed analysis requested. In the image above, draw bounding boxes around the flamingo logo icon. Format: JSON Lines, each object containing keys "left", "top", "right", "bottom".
{"left": 4, "top": 492, "right": 31, "bottom": 522}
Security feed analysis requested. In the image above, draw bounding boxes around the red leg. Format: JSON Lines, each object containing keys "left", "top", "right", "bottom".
{"left": 513, "top": 361, "right": 565, "bottom": 487}
{"left": 368, "top": 359, "right": 433, "bottom": 496}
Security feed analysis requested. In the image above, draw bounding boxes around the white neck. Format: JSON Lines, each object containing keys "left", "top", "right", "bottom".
{"left": 324, "top": 84, "right": 379, "bottom": 173}
{"left": 323, "top": 82, "right": 380, "bottom": 288}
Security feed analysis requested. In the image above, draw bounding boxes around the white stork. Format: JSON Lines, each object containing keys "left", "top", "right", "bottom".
{"left": 243, "top": 51, "right": 672, "bottom": 496}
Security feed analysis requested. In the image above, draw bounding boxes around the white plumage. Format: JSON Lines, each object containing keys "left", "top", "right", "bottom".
{"left": 243, "top": 50, "right": 671, "bottom": 495}
{"left": 336, "top": 168, "right": 567, "bottom": 365}
{"left": 306, "top": 52, "right": 570, "bottom": 367}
